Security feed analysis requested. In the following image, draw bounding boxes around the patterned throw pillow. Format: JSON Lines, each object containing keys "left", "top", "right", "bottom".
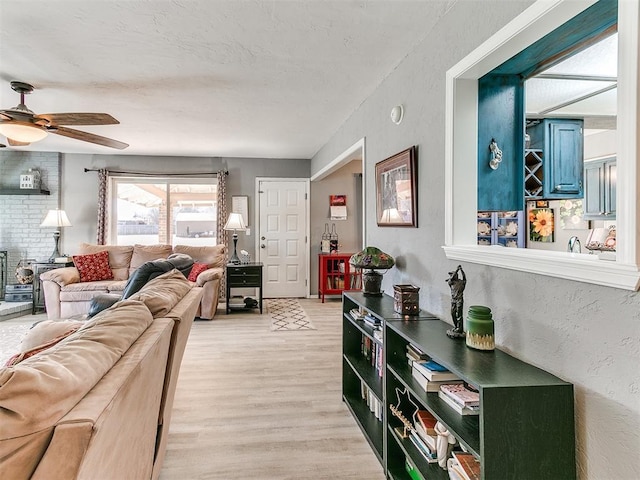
{"left": 188, "top": 262, "right": 209, "bottom": 282}
{"left": 73, "top": 250, "right": 114, "bottom": 282}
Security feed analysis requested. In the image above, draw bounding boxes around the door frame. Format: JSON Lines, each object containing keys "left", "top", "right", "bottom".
{"left": 255, "top": 177, "right": 311, "bottom": 298}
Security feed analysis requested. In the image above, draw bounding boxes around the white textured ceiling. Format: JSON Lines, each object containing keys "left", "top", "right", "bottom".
{"left": 0, "top": 0, "right": 451, "bottom": 158}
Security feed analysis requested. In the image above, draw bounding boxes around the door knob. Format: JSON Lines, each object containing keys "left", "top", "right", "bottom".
{"left": 261, "top": 244, "right": 266, "bottom": 249}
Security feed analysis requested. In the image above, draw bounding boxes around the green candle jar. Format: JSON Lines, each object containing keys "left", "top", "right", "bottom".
{"left": 465, "top": 305, "right": 495, "bottom": 351}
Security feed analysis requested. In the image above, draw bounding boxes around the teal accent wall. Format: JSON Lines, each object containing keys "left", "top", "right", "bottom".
{"left": 477, "top": 74, "right": 524, "bottom": 211}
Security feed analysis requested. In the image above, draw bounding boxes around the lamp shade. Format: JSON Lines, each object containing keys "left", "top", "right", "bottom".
{"left": 0, "top": 123, "right": 48, "bottom": 143}
{"left": 350, "top": 246, "right": 395, "bottom": 270}
{"left": 379, "top": 208, "right": 403, "bottom": 224}
{"left": 224, "top": 212, "right": 246, "bottom": 231}
{"left": 40, "top": 209, "right": 72, "bottom": 228}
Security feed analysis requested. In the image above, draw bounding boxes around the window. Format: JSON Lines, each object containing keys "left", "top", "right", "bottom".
{"left": 110, "top": 177, "right": 218, "bottom": 246}
{"left": 444, "top": 0, "right": 639, "bottom": 290}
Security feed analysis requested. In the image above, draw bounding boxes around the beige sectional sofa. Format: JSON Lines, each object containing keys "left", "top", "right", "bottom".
{"left": 40, "top": 243, "right": 226, "bottom": 320}
{"left": 0, "top": 269, "right": 202, "bottom": 480}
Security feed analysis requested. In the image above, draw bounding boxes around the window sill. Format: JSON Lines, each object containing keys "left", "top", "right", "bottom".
{"left": 443, "top": 245, "right": 640, "bottom": 291}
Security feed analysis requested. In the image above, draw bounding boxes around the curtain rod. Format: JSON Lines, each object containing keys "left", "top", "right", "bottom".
{"left": 83, "top": 168, "right": 228, "bottom": 177}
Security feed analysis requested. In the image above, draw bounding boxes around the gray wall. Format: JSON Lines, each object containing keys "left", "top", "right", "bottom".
{"left": 311, "top": 1, "right": 639, "bottom": 478}
{"left": 60, "top": 154, "right": 309, "bottom": 261}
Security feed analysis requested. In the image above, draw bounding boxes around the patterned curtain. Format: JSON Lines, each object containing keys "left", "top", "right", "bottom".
{"left": 96, "top": 169, "right": 108, "bottom": 245}
{"left": 216, "top": 171, "right": 228, "bottom": 298}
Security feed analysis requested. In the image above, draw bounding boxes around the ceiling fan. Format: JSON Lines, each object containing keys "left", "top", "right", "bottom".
{"left": 0, "top": 81, "right": 128, "bottom": 150}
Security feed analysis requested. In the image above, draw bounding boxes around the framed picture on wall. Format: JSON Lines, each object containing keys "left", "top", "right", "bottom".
{"left": 375, "top": 146, "right": 417, "bottom": 227}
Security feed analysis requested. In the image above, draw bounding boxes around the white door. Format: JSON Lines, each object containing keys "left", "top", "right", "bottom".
{"left": 257, "top": 179, "right": 308, "bottom": 298}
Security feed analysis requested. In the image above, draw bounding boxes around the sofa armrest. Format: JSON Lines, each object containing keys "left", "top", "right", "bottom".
{"left": 195, "top": 267, "right": 223, "bottom": 286}
{"left": 40, "top": 267, "right": 80, "bottom": 286}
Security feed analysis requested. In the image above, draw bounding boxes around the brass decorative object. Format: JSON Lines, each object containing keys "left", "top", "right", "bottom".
{"left": 389, "top": 387, "right": 418, "bottom": 438}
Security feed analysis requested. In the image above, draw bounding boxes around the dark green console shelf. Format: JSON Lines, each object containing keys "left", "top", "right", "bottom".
{"left": 342, "top": 291, "right": 576, "bottom": 480}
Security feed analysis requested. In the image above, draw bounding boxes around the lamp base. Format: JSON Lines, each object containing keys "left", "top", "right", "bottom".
{"left": 362, "top": 270, "right": 383, "bottom": 296}
{"left": 49, "top": 230, "right": 62, "bottom": 262}
{"left": 229, "top": 234, "right": 240, "bottom": 264}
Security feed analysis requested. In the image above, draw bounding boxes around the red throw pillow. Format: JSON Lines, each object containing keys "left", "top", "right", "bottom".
{"left": 73, "top": 250, "right": 114, "bottom": 282}
{"left": 188, "top": 263, "right": 209, "bottom": 282}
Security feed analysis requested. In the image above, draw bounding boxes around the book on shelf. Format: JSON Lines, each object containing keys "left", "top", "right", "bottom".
{"left": 438, "top": 390, "right": 480, "bottom": 416}
{"left": 440, "top": 383, "right": 480, "bottom": 407}
{"left": 349, "top": 308, "right": 365, "bottom": 321}
{"left": 406, "top": 343, "right": 429, "bottom": 362}
{"left": 447, "top": 457, "right": 466, "bottom": 480}
{"left": 412, "top": 366, "right": 463, "bottom": 392}
{"left": 405, "top": 457, "right": 426, "bottom": 480}
{"left": 413, "top": 360, "right": 461, "bottom": 382}
{"left": 415, "top": 409, "right": 437, "bottom": 435}
{"left": 409, "top": 431, "right": 437, "bottom": 463}
{"left": 363, "top": 313, "right": 380, "bottom": 326}
{"left": 414, "top": 422, "right": 437, "bottom": 452}
{"left": 451, "top": 451, "right": 481, "bottom": 480}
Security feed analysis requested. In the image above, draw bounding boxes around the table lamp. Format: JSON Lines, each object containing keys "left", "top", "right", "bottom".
{"left": 40, "top": 209, "right": 72, "bottom": 261}
{"left": 224, "top": 212, "right": 247, "bottom": 264}
{"left": 350, "top": 246, "right": 395, "bottom": 296}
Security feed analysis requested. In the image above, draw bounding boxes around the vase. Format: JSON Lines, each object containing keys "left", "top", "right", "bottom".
{"left": 465, "top": 305, "right": 495, "bottom": 351}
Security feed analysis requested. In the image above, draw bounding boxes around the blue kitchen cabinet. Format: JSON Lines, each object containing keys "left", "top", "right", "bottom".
{"left": 527, "top": 119, "right": 584, "bottom": 199}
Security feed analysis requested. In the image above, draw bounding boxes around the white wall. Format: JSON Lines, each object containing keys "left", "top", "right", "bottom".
{"left": 0, "top": 151, "right": 61, "bottom": 275}
{"left": 311, "top": 1, "right": 640, "bottom": 478}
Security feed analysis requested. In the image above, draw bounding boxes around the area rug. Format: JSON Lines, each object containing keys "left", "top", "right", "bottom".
{"left": 266, "top": 298, "right": 316, "bottom": 331}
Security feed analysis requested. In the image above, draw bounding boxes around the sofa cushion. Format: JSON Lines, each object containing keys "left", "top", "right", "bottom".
{"left": 73, "top": 251, "right": 114, "bottom": 282}
{"left": 129, "top": 244, "right": 173, "bottom": 276}
{"left": 7, "top": 323, "right": 84, "bottom": 367}
{"left": 20, "top": 320, "right": 86, "bottom": 352}
{"left": 174, "top": 244, "right": 226, "bottom": 268}
{"left": 78, "top": 243, "right": 134, "bottom": 281}
{"left": 0, "top": 300, "right": 153, "bottom": 440}
{"left": 188, "top": 262, "right": 209, "bottom": 282}
{"left": 128, "top": 269, "right": 192, "bottom": 317}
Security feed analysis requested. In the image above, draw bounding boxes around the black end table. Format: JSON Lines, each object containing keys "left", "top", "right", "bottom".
{"left": 226, "top": 262, "right": 263, "bottom": 314}
{"left": 33, "top": 261, "right": 75, "bottom": 314}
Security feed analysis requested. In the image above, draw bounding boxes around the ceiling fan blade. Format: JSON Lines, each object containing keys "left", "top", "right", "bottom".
{"left": 49, "top": 126, "right": 128, "bottom": 150}
{"left": 7, "top": 138, "right": 30, "bottom": 146}
{"left": 35, "top": 112, "right": 120, "bottom": 126}
{"left": 1, "top": 111, "right": 14, "bottom": 121}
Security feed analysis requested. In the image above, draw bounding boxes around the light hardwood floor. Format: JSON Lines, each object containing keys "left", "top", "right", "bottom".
{"left": 160, "top": 298, "right": 386, "bottom": 480}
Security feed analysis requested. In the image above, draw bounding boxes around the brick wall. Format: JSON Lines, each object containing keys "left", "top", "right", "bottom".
{"left": 0, "top": 151, "right": 61, "bottom": 282}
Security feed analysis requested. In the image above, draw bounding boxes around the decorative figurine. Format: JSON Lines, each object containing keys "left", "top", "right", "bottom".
{"left": 446, "top": 265, "right": 466, "bottom": 339}
{"left": 435, "top": 420, "right": 457, "bottom": 469}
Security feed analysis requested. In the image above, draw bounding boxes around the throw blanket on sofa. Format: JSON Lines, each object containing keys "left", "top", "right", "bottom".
{"left": 88, "top": 254, "right": 194, "bottom": 318}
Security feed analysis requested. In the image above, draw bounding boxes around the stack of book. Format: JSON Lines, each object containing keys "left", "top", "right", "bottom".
{"left": 413, "top": 410, "right": 438, "bottom": 453}
{"left": 360, "top": 381, "right": 383, "bottom": 421}
{"left": 409, "top": 429, "right": 437, "bottom": 464}
{"left": 438, "top": 383, "right": 480, "bottom": 416}
{"left": 447, "top": 451, "right": 481, "bottom": 480}
{"left": 406, "top": 343, "right": 429, "bottom": 365}
{"left": 349, "top": 307, "right": 366, "bottom": 321}
{"left": 363, "top": 313, "right": 380, "bottom": 327}
{"left": 412, "top": 359, "right": 462, "bottom": 392}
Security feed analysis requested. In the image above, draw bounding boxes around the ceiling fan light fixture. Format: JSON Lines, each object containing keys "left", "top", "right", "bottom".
{"left": 0, "top": 123, "right": 48, "bottom": 143}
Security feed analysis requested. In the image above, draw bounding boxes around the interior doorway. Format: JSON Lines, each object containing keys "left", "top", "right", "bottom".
{"left": 256, "top": 178, "right": 310, "bottom": 298}
{"left": 309, "top": 138, "right": 366, "bottom": 297}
